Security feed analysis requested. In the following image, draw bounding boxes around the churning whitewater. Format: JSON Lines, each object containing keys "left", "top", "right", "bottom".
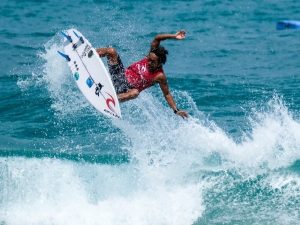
{"left": 1, "top": 0, "right": 300, "bottom": 224}
{"left": 1, "top": 39, "right": 299, "bottom": 225}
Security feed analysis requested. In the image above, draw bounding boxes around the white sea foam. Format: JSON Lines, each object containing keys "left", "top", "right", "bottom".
{"left": 114, "top": 93, "right": 300, "bottom": 176}
{"left": 41, "top": 39, "right": 93, "bottom": 115}
{"left": 10, "top": 38, "right": 300, "bottom": 225}
{"left": 0, "top": 157, "right": 205, "bottom": 225}
{"left": 17, "top": 36, "right": 92, "bottom": 116}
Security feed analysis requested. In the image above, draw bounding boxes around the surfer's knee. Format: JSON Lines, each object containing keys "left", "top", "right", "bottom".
{"left": 96, "top": 48, "right": 106, "bottom": 57}
{"left": 106, "top": 48, "right": 119, "bottom": 64}
{"left": 107, "top": 47, "right": 118, "bottom": 58}
{"left": 96, "top": 47, "right": 118, "bottom": 59}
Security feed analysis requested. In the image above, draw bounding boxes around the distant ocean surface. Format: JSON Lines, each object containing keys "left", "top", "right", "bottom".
{"left": 0, "top": 0, "right": 300, "bottom": 224}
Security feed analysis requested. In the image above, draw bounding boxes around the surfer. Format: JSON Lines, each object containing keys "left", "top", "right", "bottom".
{"left": 96, "top": 30, "right": 188, "bottom": 118}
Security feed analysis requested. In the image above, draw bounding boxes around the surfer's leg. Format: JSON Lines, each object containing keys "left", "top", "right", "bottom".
{"left": 118, "top": 89, "right": 139, "bottom": 102}
{"left": 96, "top": 47, "right": 119, "bottom": 65}
{"left": 104, "top": 51, "right": 133, "bottom": 96}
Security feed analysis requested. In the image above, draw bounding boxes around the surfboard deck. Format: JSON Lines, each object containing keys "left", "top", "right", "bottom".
{"left": 60, "top": 28, "right": 121, "bottom": 119}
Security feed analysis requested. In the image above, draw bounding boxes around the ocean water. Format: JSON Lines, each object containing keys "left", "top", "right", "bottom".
{"left": 1, "top": 0, "right": 300, "bottom": 224}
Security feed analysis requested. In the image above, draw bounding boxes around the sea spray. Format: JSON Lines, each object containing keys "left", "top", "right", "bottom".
{"left": 8, "top": 32, "right": 300, "bottom": 225}
{"left": 0, "top": 157, "right": 205, "bottom": 225}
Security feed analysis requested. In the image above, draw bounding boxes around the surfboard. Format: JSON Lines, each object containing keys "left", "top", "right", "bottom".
{"left": 276, "top": 20, "right": 300, "bottom": 30}
{"left": 58, "top": 28, "right": 121, "bottom": 119}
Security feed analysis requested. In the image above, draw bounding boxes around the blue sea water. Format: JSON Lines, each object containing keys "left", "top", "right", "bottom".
{"left": 1, "top": 0, "right": 300, "bottom": 224}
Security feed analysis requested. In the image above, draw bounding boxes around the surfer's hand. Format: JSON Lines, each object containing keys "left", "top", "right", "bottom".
{"left": 176, "top": 110, "right": 188, "bottom": 119}
{"left": 175, "top": 30, "right": 186, "bottom": 40}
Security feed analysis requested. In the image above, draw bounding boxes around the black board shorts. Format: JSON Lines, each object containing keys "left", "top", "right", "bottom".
{"left": 107, "top": 55, "right": 132, "bottom": 94}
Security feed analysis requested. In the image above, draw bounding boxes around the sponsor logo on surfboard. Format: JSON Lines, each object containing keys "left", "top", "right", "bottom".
{"left": 104, "top": 109, "right": 120, "bottom": 118}
{"left": 95, "top": 83, "right": 103, "bottom": 96}
{"left": 88, "top": 50, "right": 93, "bottom": 58}
{"left": 74, "top": 72, "right": 79, "bottom": 80}
{"left": 81, "top": 44, "right": 92, "bottom": 58}
{"left": 73, "top": 61, "right": 79, "bottom": 71}
{"left": 86, "top": 77, "right": 94, "bottom": 88}
{"left": 105, "top": 92, "right": 116, "bottom": 113}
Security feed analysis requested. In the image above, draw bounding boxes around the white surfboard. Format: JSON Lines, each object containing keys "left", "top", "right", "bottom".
{"left": 59, "top": 28, "right": 121, "bottom": 119}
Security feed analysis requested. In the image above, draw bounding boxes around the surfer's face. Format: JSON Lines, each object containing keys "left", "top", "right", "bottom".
{"left": 148, "top": 52, "right": 161, "bottom": 72}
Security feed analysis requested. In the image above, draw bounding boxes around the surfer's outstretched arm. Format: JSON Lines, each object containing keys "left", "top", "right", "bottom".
{"left": 155, "top": 73, "right": 188, "bottom": 119}
{"left": 151, "top": 30, "right": 186, "bottom": 49}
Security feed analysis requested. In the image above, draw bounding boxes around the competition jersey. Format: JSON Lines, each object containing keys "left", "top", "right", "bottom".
{"left": 125, "top": 57, "right": 163, "bottom": 92}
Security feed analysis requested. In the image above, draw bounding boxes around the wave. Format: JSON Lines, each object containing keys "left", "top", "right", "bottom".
{"left": 8, "top": 35, "right": 300, "bottom": 225}
{"left": 0, "top": 157, "right": 205, "bottom": 225}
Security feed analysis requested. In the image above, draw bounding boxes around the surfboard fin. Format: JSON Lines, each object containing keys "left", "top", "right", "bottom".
{"left": 61, "top": 31, "right": 73, "bottom": 42}
{"left": 73, "top": 30, "right": 84, "bottom": 43}
{"left": 57, "top": 51, "right": 71, "bottom": 62}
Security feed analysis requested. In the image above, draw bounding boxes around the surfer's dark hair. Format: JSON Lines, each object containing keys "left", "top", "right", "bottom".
{"left": 151, "top": 46, "right": 168, "bottom": 64}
